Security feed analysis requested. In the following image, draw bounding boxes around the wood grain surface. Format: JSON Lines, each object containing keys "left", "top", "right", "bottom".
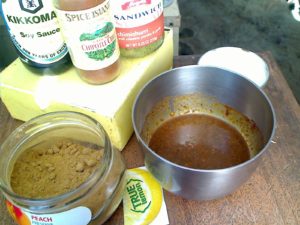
{"left": 0, "top": 53, "right": 299, "bottom": 225}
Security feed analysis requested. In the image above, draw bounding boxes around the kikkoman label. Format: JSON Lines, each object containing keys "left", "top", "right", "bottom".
{"left": 1, "top": 0, "right": 68, "bottom": 64}
{"left": 123, "top": 167, "right": 169, "bottom": 225}
{"left": 6, "top": 201, "right": 92, "bottom": 225}
{"left": 111, "top": 0, "right": 164, "bottom": 49}
{"left": 55, "top": 0, "right": 120, "bottom": 70}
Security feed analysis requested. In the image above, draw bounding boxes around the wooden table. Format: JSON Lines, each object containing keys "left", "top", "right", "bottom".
{"left": 1, "top": 54, "right": 300, "bottom": 225}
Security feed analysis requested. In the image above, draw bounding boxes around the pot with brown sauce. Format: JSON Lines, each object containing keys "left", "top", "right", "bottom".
{"left": 132, "top": 66, "right": 276, "bottom": 200}
{"left": 142, "top": 93, "right": 264, "bottom": 170}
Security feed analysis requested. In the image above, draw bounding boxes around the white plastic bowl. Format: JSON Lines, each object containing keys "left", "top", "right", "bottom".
{"left": 198, "top": 47, "right": 269, "bottom": 88}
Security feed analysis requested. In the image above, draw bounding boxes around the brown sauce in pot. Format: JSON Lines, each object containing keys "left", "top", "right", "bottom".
{"left": 149, "top": 114, "right": 250, "bottom": 169}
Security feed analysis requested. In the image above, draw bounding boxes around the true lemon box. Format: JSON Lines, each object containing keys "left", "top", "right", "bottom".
{"left": 0, "top": 29, "right": 173, "bottom": 150}
{"left": 124, "top": 167, "right": 169, "bottom": 225}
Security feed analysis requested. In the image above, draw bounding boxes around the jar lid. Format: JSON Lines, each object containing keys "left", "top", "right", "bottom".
{"left": 198, "top": 47, "right": 269, "bottom": 88}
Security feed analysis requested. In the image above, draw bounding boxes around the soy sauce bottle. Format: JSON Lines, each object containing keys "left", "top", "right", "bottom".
{"left": 0, "top": 0, "right": 69, "bottom": 68}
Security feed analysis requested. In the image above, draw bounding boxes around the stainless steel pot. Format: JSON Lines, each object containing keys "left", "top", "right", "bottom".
{"left": 132, "top": 66, "right": 276, "bottom": 200}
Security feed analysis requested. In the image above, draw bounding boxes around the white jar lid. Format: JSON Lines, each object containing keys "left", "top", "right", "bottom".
{"left": 198, "top": 47, "right": 269, "bottom": 88}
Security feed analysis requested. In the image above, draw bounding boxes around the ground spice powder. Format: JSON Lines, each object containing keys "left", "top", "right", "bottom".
{"left": 10, "top": 139, "right": 104, "bottom": 199}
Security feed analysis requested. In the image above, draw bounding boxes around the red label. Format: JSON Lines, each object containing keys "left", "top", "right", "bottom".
{"left": 116, "top": 14, "right": 164, "bottom": 49}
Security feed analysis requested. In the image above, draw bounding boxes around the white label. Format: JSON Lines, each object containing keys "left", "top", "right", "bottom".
{"left": 55, "top": 0, "right": 120, "bottom": 70}
{"left": 6, "top": 201, "right": 92, "bottom": 225}
{"left": 1, "top": 0, "right": 68, "bottom": 64}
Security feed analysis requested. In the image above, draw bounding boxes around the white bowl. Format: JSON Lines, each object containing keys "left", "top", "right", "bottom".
{"left": 198, "top": 47, "right": 269, "bottom": 88}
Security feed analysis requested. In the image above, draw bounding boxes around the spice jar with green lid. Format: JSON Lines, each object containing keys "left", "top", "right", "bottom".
{"left": 111, "top": 0, "right": 165, "bottom": 58}
{"left": 0, "top": 111, "right": 126, "bottom": 225}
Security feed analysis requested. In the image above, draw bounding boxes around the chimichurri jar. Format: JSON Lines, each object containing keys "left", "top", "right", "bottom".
{"left": 111, "top": 0, "right": 165, "bottom": 58}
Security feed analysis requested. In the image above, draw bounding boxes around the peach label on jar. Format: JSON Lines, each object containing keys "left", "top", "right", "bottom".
{"left": 112, "top": 0, "right": 164, "bottom": 49}
{"left": 6, "top": 201, "right": 92, "bottom": 225}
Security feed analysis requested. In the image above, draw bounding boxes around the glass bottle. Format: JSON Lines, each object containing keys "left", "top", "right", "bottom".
{"left": 111, "top": 0, "right": 165, "bottom": 58}
{"left": 0, "top": 0, "right": 69, "bottom": 68}
{"left": 53, "top": 0, "right": 121, "bottom": 84}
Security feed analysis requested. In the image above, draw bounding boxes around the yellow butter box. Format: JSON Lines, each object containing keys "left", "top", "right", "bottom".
{"left": 0, "top": 30, "right": 173, "bottom": 150}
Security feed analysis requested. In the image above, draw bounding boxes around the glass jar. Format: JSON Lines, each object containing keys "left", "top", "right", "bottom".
{"left": 0, "top": 111, "right": 126, "bottom": 225}
{"left": 53, "top": 0, "right": 121, "bottom": 84}
{"left": 111, "top": 0, "right": 165, "bottom": 58}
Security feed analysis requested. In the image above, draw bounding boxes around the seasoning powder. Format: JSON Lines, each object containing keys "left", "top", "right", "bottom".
{"left": 10, "top": 139, "right": 104, "bottom": 199}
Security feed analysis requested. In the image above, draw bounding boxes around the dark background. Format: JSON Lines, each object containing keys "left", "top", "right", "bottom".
{"left": 178, "top": 0, "right": 300, "bottom": 102}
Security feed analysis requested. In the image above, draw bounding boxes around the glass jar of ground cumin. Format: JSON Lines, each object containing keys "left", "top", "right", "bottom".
{"left": 0, "top": 112, "right": 126, "bottom": 225}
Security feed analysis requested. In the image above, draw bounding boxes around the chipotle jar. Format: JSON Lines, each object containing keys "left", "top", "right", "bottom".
{"left": 0, "top": 112, "right": 126, "bottom": 225}
{"left": 53, "top": 0, "right": 121, "bottom": 84}
{"left": 111, "top": 0, "right": 165, "bottom": 58}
